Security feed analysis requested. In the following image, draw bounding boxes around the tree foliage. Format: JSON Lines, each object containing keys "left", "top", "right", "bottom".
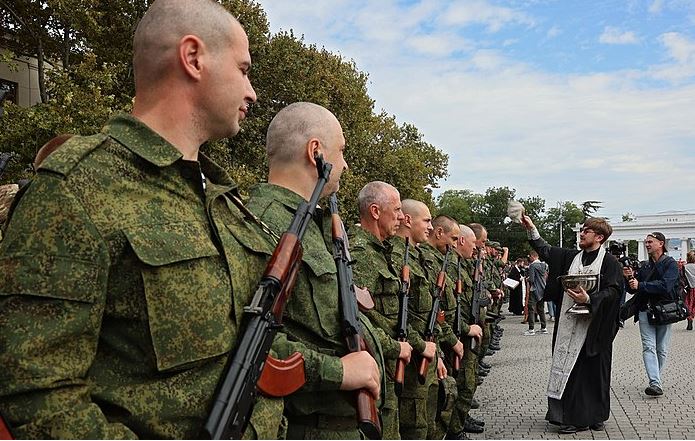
{"left": 0, "top": 0, "right": 448, "bottom": 223}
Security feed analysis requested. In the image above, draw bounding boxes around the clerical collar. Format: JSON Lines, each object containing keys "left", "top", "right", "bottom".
{"left": 581, "top": 247, "right": 600, "bottom": 266}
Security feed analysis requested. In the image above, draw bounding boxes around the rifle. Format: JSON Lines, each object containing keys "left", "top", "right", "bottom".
{"left": 203, "top": 153, "right": 332, "bottom": 440}
{"left": 418, "top": 245, "right": 451, "bottom": 384}
{"left": 450, "top": 256, "right": 463, "bottom": 377}
{"left": 469, "top": 250, "right": 489, "bottom": 354}
{"left": 393, "top": 237, "right": 411, "bottom": 397}
{"left": 329, "top": 193, "right": 382, "bottom": 440}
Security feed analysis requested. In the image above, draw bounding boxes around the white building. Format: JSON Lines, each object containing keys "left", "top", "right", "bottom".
{"left": 574, "top": 211, "right": 695, "bottom": 261}
{"left": 0, "top": 51, "right": 42, "bottom": 111}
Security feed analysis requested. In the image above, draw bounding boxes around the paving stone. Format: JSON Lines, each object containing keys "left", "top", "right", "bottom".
{"left": 459, "top": 313, "right": 695, "bottom": 439}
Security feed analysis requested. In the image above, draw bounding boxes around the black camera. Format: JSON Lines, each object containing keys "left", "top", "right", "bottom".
{"left": 609, "top": 242, "right": 627, "bottom": 257}
{"left": 619, "top": 255, "right": 640, "bottom": 274}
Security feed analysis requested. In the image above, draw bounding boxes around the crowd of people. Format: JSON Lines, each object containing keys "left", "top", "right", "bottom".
{"left": 0, "top": 1, "right": 692, "bottom": 440}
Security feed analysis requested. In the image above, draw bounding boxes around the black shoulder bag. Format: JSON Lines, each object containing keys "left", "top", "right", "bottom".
{"left": 646, "top": 260, "right": 690, "bottom": 325}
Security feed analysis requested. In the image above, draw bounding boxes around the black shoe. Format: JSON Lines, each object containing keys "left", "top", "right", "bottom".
{"left": 645, "top": 385, "right": 663, "bottom": 396}
{"left": 445, "top": 430, "right": 468, "bottom": 439}
{"left": 489, "top": 344, "right": 501, "bottom": 351}
{"left": 478, "top": 366, "right": 490, "bottom": 374}
{"left": 463, "top": 420, "right": 484, "bottom": 433}
{"left": 558, "top": 425, "right": 588, "bottom": 434}
{"left": 478, "top": 369, "right": 488, "bottom": 377}
{"left": 470, "top": 398, "right": 480, "bottom": 409}
{"left": 590, "top": 422, "right": 605, "bottom": 431}
{"left": 476, "top": 377, "right": 484, "bottom": 385}
{"left": 687, "top": 319, "right": 693, "bottom": 331}
{"left": 485, "top": 350, "right": 495, "bottom": 356}
{"left": 467, "top": 416, "right": 485, "bottom": 427}
{"left": 479, "top": 361, "right": 491, "bottom": 369}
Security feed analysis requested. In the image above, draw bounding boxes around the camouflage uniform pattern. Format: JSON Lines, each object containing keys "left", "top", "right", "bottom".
{"left": 389, "top": 236, "right": 436, "bottom": 439}
{"left": 246, "top": 184, "right": 388, "bottom": 440}
{"left": 447, "top": 258, "right": 478, "bottom": 435}
{"left": 348, "top": 226, "right": 403, "bottom": 440}
{"left": 0, "top": 115, "right": 283, "bottom": 439}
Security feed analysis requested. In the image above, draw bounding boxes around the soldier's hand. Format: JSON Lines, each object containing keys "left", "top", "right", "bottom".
{"left": 467, "top": 324, "right": 483, "bottom": 340}
{"left": 340, "top": 351, "right": 381, "bottom": 400}
{"left": 398, "top": 341, "right": 413, "bottom": 364}
{"left": 452, "top": 340, "right": 464, "bottom": 358}
{"left": 422, "top": 341, "right": 437, "bottom": 361}
{"left": 622, "top": 267, "right": 634, "bottom": 279}
{"left": 436, "top": 357, "right": 448, "bottom": 380}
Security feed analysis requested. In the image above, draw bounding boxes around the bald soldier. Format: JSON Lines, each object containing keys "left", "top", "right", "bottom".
{"left": 246, "top": 102, "right": 386, "bottom": 440}
{"left": 348, "top": 181, "right": 413, "bottom": 439}
{"left": 446, "top": 225, "right": 485, "bottom": 439}
{"left": 389, "top": 199, "right": 438, "bottom": 439}
{"left": 418, "top": 215, "right": 468, "bottom": 439}
{"left": 0, "top": 0, "right": 288, "bottom": 438}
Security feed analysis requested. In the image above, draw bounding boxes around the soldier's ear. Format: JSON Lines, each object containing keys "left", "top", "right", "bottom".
{"left": 403, "top": 213, "right": 413, "bottom": 228}
{"left": 369, "top": 203, "right": 380, "bottom": 220}
{"left": 306, "top": 138, "right": 321, "bottom": 166}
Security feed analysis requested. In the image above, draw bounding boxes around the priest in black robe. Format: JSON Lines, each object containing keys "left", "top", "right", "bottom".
{"left": 521, "top": 214, "right": 622, "bottom": 434}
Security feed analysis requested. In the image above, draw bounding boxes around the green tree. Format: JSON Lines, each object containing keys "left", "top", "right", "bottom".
{"left": 542, "top": 201, "right": 584, "bottom": 249}
{"left": 0, "top": 0, "right": 449, "bottom": 225}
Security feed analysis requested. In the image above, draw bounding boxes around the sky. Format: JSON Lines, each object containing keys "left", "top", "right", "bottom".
{"left": 258, "top": 0, "right": 695, "bottom": 222}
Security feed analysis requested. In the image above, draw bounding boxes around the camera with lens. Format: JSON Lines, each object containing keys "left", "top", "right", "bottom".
{"left": 619, "top": 255, "right": 641, "bottom": 274}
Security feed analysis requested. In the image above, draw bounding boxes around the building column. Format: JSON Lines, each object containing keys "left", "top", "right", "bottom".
{"left": 638, "top": 239, "right": 646, "bottom": 261}
{"left": 682, "top": 239, "right": 689, "bottom": 261}
{"left": 576, "top": 230, "right": 581, "bottom": 249}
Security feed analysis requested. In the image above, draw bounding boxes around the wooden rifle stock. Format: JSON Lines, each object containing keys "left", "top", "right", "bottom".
{"left": 451, "top": 257, "right": 463, "bottom": 378}
{"left": 418, "top": 246, "right": 451, "bottom": 384}
{"left": 329, "top": 194, "right": 382, "bottom": 440}
{"left": 394, "top": 238, "right": 411, "bottom": 397}
{"left": 257, "top": 352, "right": 306, "bottom": 397}
{"left": 469, "top": 251, "right": 484, "bottom": 355}
{"left": 202, "top": 154, "right": 331, "bottom": 440}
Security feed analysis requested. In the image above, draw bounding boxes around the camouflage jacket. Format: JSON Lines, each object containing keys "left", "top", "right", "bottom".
{"left": 348, "top": 226, "right": 407, "bottom": 361}
{"left": 445, "top": 257, "right": 473, "bottom": 337}
{"left": 417, "top": 243, "right": 458, "bottom": 349}
{"left": 245, "top": 184, "right": 387, "bottom": 423}
{"left": 0, "top": 115, "right": 283, "bottom": 439}
{"left": 388, "top": 236, "right": 431, "bottom": 354}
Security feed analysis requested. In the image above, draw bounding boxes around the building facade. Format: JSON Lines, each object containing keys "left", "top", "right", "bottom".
{"left": 575, "top": 211, "right": 695, "bottom": 261}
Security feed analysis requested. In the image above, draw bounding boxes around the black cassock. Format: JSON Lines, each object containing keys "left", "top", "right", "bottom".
{"left": 529, "top": 236, "right": 623, "bottom": 427}
{"left": 507, "top": 265, "right": 524, "bottom": 315}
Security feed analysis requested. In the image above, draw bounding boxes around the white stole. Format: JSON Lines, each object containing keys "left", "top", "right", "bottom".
{"left": 546, "top": 246, "right": 606, "bottom": 400}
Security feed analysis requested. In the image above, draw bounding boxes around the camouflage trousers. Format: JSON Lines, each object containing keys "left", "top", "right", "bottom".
{"left": 381, "top": 377, "right": 400, "bottom": 440}
{"left": 447, "top": 346, "right": 478, "bottom": 434}
{"left": 427, "top": 358, "right": 458, "bottom": 439}
{"left": 398, "top": 356, "right": 436, "bottom": 439}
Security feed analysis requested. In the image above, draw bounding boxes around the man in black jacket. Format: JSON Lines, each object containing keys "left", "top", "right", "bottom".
{"left": 521, "top": 214, "right": 622, "bottom": 434}
{"left": 624, "top": 232, "right": 679, "bottom": 397}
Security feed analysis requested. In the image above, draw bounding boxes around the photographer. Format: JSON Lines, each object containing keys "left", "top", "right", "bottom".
{"left": 623, "top": 232, "right": 679, "bottom": 397}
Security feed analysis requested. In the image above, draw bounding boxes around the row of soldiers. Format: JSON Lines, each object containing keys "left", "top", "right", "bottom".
{"left": 0, "top": 1, "right": 509, "bottom": 439}
{"left": 348, "top": 183, "right": 510, "bottom": 440}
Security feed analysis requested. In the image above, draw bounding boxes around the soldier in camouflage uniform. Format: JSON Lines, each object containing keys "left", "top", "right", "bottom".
{"left": 418, "top": 215, "right": 465, "bottom": 439}
{"left": 390, "top": 199, "right": 438, "bottom": 440}
{"left": 246, "top": 102, "right": 385, "bottom": 440}
{"left": 348, "top": 181, "right": 414, "bottom": 439}
{"left": 445, "top": 225, "right": 485, "bottom": 439}
{"left": 0, "top": 1, "right": 285, "bottom": 438}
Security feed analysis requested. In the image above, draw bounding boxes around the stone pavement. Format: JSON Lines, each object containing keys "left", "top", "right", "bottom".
{"left": 466, "top": 312, "right": 695, "bottom": 439}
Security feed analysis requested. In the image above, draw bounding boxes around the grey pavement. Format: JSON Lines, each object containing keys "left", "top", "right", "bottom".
{"left": 466, "top": 312, "right": 695, "bottom": 440}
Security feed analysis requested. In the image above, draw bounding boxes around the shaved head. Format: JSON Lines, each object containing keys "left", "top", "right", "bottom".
{"left": 468, "top": 223, "right": 487, "bottom": 241}
{"left": 432, "top": 215, "right": 458, "bottom": 233}
{"left": 459, "top": 224, "right": 475, "bottom": 240}
{"left": 402, "top": 199, "right": 429, "bottom": 218}
{"left": 133, "top": 0, "right": 238, "bottom": 88}
{"left": 266, "top": 102, "right": 342, "bottom": 168}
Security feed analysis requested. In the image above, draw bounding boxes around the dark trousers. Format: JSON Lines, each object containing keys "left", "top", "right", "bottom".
{"left": 528, "top": 295, "right": 546, "bottom": 330}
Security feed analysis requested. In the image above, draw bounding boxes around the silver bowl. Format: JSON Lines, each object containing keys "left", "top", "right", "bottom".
{"left": 559, "top": 274, "right": 599, "bottom": 293}
{"left": 559, "top": 274, "right": 599, "bottom": 315}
